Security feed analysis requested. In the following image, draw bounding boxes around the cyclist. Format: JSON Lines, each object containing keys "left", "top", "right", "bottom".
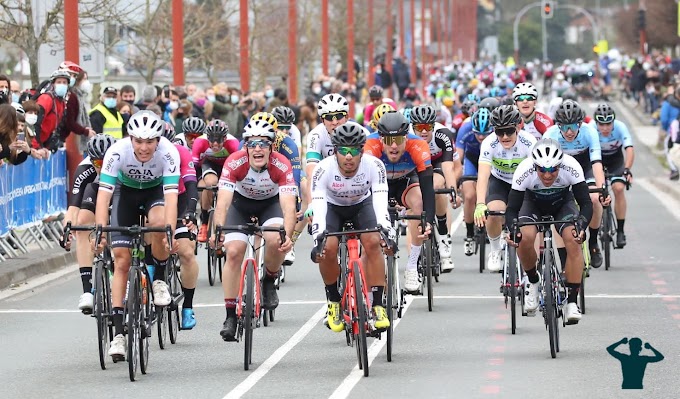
{"left": 513, "top": 82, "right": 553, "bottom": 141}
{"left": 194, "top": 119, "right": 240, "bottom": 242}
{"left": 162, "top": 122, "right": 200, "bottom": 329}
{"left": 213, "top": 120, "right": 296, "bottom": 341}
{"left": 452, "top": 99, "right": 476, "bottom": 133}
{"left": 591, "top": 103, "right": 634, "bottom": 248}
{"left": 93, "top": 111, "right": 180, "bottom": 360}
{"left": 364, "top": 112, "right": 434, "bottom": 293}
{"left": 362, "top": 85, "right": 397, "bottom": 129}
{"left": 410, "top": 104, "right": 460, "bottom": 272}
{"left": 457, "top": 109, "right": 493, "bottom": 256}
{"left": 175, "top": 116, "right": 207, "bottom": 149}
{"left": 474, "top": 105, "right": 537, "bottom": 272}
{"left": 506, "top": 138, "right": 592, "bottom": 323}
{"left": 544, "top": 100, "right": 610, "bottom": 268}
{"left": 61, "top": 134, "right": 116, "bottom": 313}
{"left": 368, "top": 103, "right": 397, "bottom": 133}
{"left": 271, "top": 105, "right": 302, "bottom": 149}
{"left": 310, "top": 122, "right": 395, "bottom": 332}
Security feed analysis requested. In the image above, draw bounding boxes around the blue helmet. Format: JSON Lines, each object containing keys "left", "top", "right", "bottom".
{"left": 466, "top": 93, "right": 481, "bottom": 104}
{"left": 471, "top": 108, "right": 493, "bottom": 135}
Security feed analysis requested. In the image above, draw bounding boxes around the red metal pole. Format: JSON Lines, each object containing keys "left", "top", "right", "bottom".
{"left": 386, "top": 0, "right": 394, "bottom": 80}
{"left": 421, "top": 0, "right": 426, "bottom": 84}
{"left": 239, "top": 0, "right": 249, "bottom": 92}
{"left": 398, "top": 0, "right": 404, "bottom": 58}
{"left": 435, "top": 0, "right": 441, "bottom": 62}
{"left": 172, "top": 0, "right": 184, "bottom": 86}
{"left": 347, "top": 0, "right": 355, "bottom": 118}
{"left": 322, "top": 0, "right": 329, "bottom": 76}
{"left": 288, "top": 0, "right": 297, "bottom": 104}
{"left": 410, "top": 0, "right": 416, "bottom": 87}
{"left": 368, "top": 0, "right": 374, "bottom": 87}
{"left": 63, "top": 0, "right": 81, "bottom": 199}
{"left": 471, "top": 0, "right": 477, "bottom": 60}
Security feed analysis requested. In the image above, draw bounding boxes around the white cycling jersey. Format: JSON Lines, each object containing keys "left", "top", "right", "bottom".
{"left": 310, "top": 154, "right": 391, "bottom": 240}
{"left": 479, "top": 130, "right": 537, "bottom": 184}
{"left": 99, "top": 136, "right": 180, "bottom": 194}
{"left": 289, "top": 124, "right": 302, "bottom": 150}
{"left": 512, "top": 155, "right": 585, "bottom": 201}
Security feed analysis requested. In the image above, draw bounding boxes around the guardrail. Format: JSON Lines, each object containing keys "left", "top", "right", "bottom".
{"left": 0, "top": 149, "right": 68, "bottom": 262}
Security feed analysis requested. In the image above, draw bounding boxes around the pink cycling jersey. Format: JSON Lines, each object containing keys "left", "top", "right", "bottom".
{"left": 191, "top": 135, "right": 240, "bottom": 167}
{"left": 176, "top": 143, "right": 197, "bottom": 194}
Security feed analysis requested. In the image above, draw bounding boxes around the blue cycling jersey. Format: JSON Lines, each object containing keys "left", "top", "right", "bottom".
{"left": 590, "top": 120, "right": 633, "bottom": 157}
{"left": 544, "top": 123, "right": 602, "bottom": 167}
{"left": 238, "top": 133, "right": 302, "bottom": 191}
{"left": 456, "top": 127, "right": 483, "bottom": 159}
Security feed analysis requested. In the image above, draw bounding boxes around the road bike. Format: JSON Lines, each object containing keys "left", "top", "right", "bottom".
{"left": 199, "top": 185, "right": 223, "bottom": 286}
{"left": 598, "top": 167, "right": 630, "bottom": 271}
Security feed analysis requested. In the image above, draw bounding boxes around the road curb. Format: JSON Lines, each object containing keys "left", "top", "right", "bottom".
{"left": 0, "top": 252, "right": 76, "bottom": 291}
{"left": 646, "top": 176, "right": 680, "bottom": 199}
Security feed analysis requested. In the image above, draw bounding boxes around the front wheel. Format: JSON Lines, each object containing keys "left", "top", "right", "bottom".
{"left": 508, "top": 247, "right": 518, "bottom": 335}
{"left": 207, "top": 210, "right": 217, "bottom": 286}
{"left": 94, "top": 262, "right": 110, "bottom": 370}
{"left": 243, "top": 263, "right": 255, "bottom": 370}
{"left": 386, "top": 255, "right": 396, "bottom": 362}
{"left": 126, "top": 270, "right": 140, "bottom": 381}
{"left": 543, "top": 251, "right": 557, "bottom": 359}
{"left": 424, "top": 240, "right": 434, "bottom": 312}
{"left": 478, "top": 228, "right": 486, "bottom": 273}
{"left": 353, "top": 261, "right": 369, "bottom": 377}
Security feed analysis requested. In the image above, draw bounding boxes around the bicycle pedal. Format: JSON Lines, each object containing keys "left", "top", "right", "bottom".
{"left": 525, "top": 310, "right": 537, "bottom": 317}
{"left": 565, "top": 319, "right": 579, "bottom": 326}
{"left": 111, "top": 354, "right": 125, "bottom": 363}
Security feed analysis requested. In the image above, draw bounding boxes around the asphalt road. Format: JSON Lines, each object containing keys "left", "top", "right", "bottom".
{"left": 1, "top": 101, "right": 679, "bottom": 399}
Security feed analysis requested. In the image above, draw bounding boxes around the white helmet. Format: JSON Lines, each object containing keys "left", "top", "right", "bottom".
{"left": 532, "top": 138, "right": 564, "bottom": 169}
{"left": 127, "top": 110, "right": 164, "bottom": 139}
{"left": 242, "top": 119, "right": 276, "bottom": 141}
{"left": 512, "top": 82, "right": 538, "bottom": 100}
{"left": 317, "top": 93, "right": 349, "bottom": 117}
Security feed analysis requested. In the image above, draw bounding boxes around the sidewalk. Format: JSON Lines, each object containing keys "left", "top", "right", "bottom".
{"left": 0, "top": 243, "right": 75, "bottom": 291}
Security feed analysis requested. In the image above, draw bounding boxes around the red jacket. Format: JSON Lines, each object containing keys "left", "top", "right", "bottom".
{"left": 35, "top": 92, "right": 65, "bottom": 147}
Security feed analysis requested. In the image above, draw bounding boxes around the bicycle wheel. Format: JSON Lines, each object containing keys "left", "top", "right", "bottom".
{"left": 478, "top": 228, "right": 486, "bottom": 273}
{"left": 157, "top": 265, "right": 168, "bottom": 350}
{"left": 207, "top": 210, "right": 217, "bottom": 286}
{"left": 168, "top": 256, "right": 180, "bottom": 343}
{"left": 542, "top": 250, "right": 557, "bottom": 359}
{"left": 601, "top": 207, "right": 612, "bottom": 271}
{"left": 126, "top": 270, "right": 140, "bottom": 381}
{"left": 386, "top": 255, "right": 396, "bottom": 362}
{"left": 424, "top": 239, "right": 434, "bottom": 312}
{"left": 508, "top": 246, "right": 518, "bottom": 335}
{"left": 218, "top": 250, "right": 224, "bottom": 282}
{"left": 244, "top": 263, "right": 255, "bottom": 370}
{"left": 139, "top": 273, "right": 151, "bottom": 375}
{"left": 94, "top": 261, "right": 109, "bottom": 370}
{"left": 580, "top": 242, "right": 590, "bottom": 314}
{"left": 353, "top": 261, "right": 369, "bottom": 377}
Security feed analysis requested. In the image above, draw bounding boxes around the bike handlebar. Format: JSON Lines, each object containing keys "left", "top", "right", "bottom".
{"left": 95, "top": 224, "right": 173, "bottom": 249}
{"left": 216, "top": 224, "right": 286, "bottom": 246}
{"left": 197, "top": 185, "right": 219, "bottom": 193}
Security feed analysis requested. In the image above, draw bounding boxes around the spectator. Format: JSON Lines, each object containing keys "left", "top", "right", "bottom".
{"left": 175, "top": 99, "right": 192, "bottom": 133}
{"left": 660, "top": 85, "right": 680, "bottom": 180}
{"left": 34, "top": 70, "right": 72, "bottom": 151}
{"left": 393, "top": 58, "right": 411, "bottom": 101}
{"left": 0, "top": 104, "right": 30, "bottom": 165}
{"left": 163, "top": 89, "right": 181, "bottom": 129}
{"left": 135, "top": 85, "right": 157, "bottom": 111}
{"left": 297, "top": 96, "right": 318, "bottom": 134}
{"left": 117, "top": 101, "right": 132, "bottom": 116}
{"left": 120, "top": 85, "right": 140, "bottom": 113}
{"left": 10, "top": 80, "right": 21, "bottom": 104}
{"left": 185, "top": 83, "right": 197, "bottom": 101}
{"left": 266, "top": 88, "right": 287, "bottom": 111}
{"left": 211, "top": 83, "right": 246, "bottom": 137}
{"left": 146, "top": 104, "right": 163, "bottom": 117}
{"left": 59, "top": 61, "right": 95, "bottom": 141}
{"left": 89, "top": 86, "right": 125, "bottom": 139}
{"left": 0, "top": 75, "right": 10, "bottom": 105}
{"left": 190, "top": 89, "right": 211, "bottom": 120}
{"left": 72, "top": 70, "right": 93, "bottom": 146}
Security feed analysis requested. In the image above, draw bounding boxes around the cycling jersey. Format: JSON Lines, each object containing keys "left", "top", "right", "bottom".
{"left": 479, "top": 131, "right": 537, "bottom": 184}
{"left": 452, "top": 113, "right": 469, "bottom": 132}
{"left": 288, "top": 124, "right": 302, "bottom": 150}
{"left": 306, "top": 123, "right": 371, "bottom": 163}
{"left": 511, "top": 155, "right": 584, "bottom": 204}
{"left": 175, "top": 144, "right": 197, "bottom": 195}
{"left": 364, "top": 133, "right": 431, "bottom": 180}
{"left": 544, "top": 124, "right": 602, "bottom": 167}
{"left": 309, "top": 153, "right": 391, "bottom": 240}
{"left": 191, "top": 135, "right": 240, "bottom": 168}
{"left": 456, "top": 128, "right": 484, "bottom": 177}
{"left": 69, "top": 157, "right": 97, "bottom": 207}
{"left": 239, "top": 132, "right": 302, "bottom": 191}
{"left": 455, "top": 119, "right": 473, "bottom": 143}
{"left": 218, "top": 150, "right": 296, "bottom": 200}
{"left": 590, "top": 120, "right": 633, "bottom": 156}
{"left": 429, "top": 123, "right": 459, "bottom": 164}
{"left": 100, "top": 137, "right": 180, "bottom": 194}
{"left": 521, "top": 111, "right": 553, "bottom": 141}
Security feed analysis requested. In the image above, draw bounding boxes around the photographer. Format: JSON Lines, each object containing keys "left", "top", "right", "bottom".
{"left": 0, "top": 104, "right": 30, "bottom": 165}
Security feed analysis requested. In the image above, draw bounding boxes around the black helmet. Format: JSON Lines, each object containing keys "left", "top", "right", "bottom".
{"left": 332, "top": 121, "right": 367, "bottom": 147}
{"left": 554, "top": 100, "right": 585, "bottom": 125}
{"left": 561, "top": 91, "right": 578, "bottom": 101}
{"left": 410, "top": 104, "right": 437, "bottom": 124}
{"left": 501, "top": 95, "right": 515, "bottom": 105}
{"left": 271, "top": 106, "right": 296, "bottom": 124}
{"left": 377, "top": 112, "right": 410, "bottom": 136}
{"left": 460, "top": 100, "right": 477, "bottom": 115}
{"left": 163, "top": 121, "right": 176, "bottom": 142}
{"left": 206, "top": 119, "right": 229, "bottom": 141}
{"left": 182, "top": 117, "right": 207, "bottom": 134}
{"left": 87, "top": 134, "right": 116, "bottom": 160}
{"left": 490, "top": 105, "right": 522, "bottom": 127}
{"left": 593, "top": 103, "right": 615, "bottom": 123}
{"left": 368, "top": 85, "right": 383, "bottom": 99}
{"left": 479, "top": 97, "right": 500, "bottom": 111}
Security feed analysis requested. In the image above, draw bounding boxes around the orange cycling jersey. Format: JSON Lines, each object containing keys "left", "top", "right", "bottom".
{"left": 364, "top": 133, "right": 432, "bottom": 180}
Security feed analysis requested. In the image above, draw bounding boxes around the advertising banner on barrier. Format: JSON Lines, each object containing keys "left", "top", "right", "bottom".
{"left": 0, "top": 149, "right": 67, "bottom": 235}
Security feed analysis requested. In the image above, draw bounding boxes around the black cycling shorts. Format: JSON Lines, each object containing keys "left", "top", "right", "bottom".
{"left": 486, "top": 175, "right": 512, "bottom": 204}
{"left": 201, "top": 159, "right": 224, "bottom": 179}
{"left": 224, "top": 192, "right": 283, "bottom": 243}
{"left": 602, "top": 150, "right": 626, "bottom": 184}
{"left": 387, "top": 170, "right": 419, "bottom": 208}
{"left": 325, "top": 197, "right": 378, "bottom": 234}
{"left": 110, "top": 184, "right": 164, "bottom": 248}
{"left": 174, "top": 192, "right": 192, "bottom": 240}
{"left": 518, "top": 192, "right": 580, "bottom": 234}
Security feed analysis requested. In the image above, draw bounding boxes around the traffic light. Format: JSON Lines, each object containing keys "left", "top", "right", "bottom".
{"left": 543, "top": 1, "right": 554, "bottom": 19}
{"left": 637, "top": 9, "right": 646, "bottom": 29}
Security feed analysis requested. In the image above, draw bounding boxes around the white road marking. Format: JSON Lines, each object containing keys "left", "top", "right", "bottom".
{"left": 222, "top": 305, "right": 327, "bottom": 399}
{"left": 0, "top": 264, "right": 78, "bottom": 301}
{"left": 329, "top": 296, "right": 414, "bottom": 399}
{"left": 637, "top": 178, "right": 680, "bottom": 221}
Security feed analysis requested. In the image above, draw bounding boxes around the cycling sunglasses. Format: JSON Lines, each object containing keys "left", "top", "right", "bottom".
{"left": 278, "top": 124, "right": 292, "bottom": 131}
{"left": 91, "top": 158, "right": 103, "bottom": 168}
{"left": 321, "top": 111, "right": 348, "bottom": 122}
{"left": 335, "top": 146, "right": 363, "bottom": 157}
{"left": 413, "top": 123, "right": 435, "bottom": 132}
{"left": 381, "top": 135, "right": 407, "bottom": 146}
{"left": 495, "top": 126, "right": 517, "bottom": 137}
{"left": 595, "top": 114, "right": 615, "bottom": 124}
{"left": 535, "top": 164, "right": 560, "bottom": 173}
{"left": 558, "top": 123, "right": 580, "bottom": 133}
{"left": 515, "top": 94, "right": 536, "bottom": 102}
{"left": 245, "top": 139, "right": 272, "bottom": 148}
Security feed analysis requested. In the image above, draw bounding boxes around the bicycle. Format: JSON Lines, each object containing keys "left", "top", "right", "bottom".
{"left": 317, "top": 224, "right": 391, "bottom": 376}
{"left": 597, "top": 167, "right": 631, "bottom": 271}
{"left": 486, "top": 211, "right": 524, "bottom": 335}
{"left": 62, "top": 222, "right": 114, "bottom": 370}
{"left": 199, "top": 185, "right": 223, "bottom": 286}
{"left": 512, "top": 216, "right": 580, "bottom": 359}
{"left": 95, "top": 224, "right": 173, "bottom": 381}
{"left": 386, "top": 200, "right": 406, "bottom": 360}
{"left": 215, "top": 223, "right": 285, "bottom": 371}
{"left": 399, "top": 212, "right": 435, "bottom": 311}
{"left": 458, "top": 175, "right": 487, "bottom": 273}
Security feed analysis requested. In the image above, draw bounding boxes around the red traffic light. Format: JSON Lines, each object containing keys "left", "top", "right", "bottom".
{"left": 543, "top": 1, "right": 553, "bottom": 17}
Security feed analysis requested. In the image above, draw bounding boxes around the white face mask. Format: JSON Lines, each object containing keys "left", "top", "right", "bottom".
{"left": 25, "top": 114, "right": 38, "bottom": 125}
{"left": 168, "top": 101, "right": 179, "bottom": 110}
{"left": 80, "top": 80, "right": 92, "bottom": 94}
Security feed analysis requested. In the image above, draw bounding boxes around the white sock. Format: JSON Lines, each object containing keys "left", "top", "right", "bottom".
{"left": 489, "top": 234, "right": 502, "bottom": 252}
{"left": 407, "top": 244, "right": 422, "bottom": 271}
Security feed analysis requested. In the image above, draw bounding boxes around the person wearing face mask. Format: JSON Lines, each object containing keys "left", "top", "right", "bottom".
{"left": 190, "top": 89, "right": 211, "bottom": 121}
{"left": 0, "top": 75, "right": 10, "bottom": 105}
{"left": 34, "top": 70, "right": 73, "bottom": 150}
{"left": 10, "top": 81, "right": 21, "bottom": 104}
{"left": 119, "top": 85, "right": 140, "bottom": 113}
{"left": 211, "top": 83, "right": 246, "bottom": 139}
{"left": 163, "top": 89, "right": 182, "bottom": 129}
{"left": 89, "top": 86, "right": 125, "bottom": 139}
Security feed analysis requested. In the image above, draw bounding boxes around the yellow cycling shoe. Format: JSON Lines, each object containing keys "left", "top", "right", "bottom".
{"left": 325, "top": 301, "right": 344, "bottom": 332}
{"left": 373, "top": 305, "right": 390, "bottom": 330}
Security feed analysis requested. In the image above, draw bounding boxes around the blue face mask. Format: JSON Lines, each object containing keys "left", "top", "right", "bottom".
{"left": 265, "top": 89, "right": 274, "bottom": 98}
{"left": 11, "top": 93, "right": 20, "bottom": 103}
{"left": 54, "top": 84, "right": 68, "bottom": 98}
{"left": 231, "top": 95, "right": 239, "bottom": 104}
{"left": 69, "top": 77, "right": 76, "bottom": 87}
{"left": 104, "top": 98, "right": 117, "bottom": 108}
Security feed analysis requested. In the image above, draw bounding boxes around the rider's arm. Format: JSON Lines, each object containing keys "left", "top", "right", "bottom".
{"left": 279, "top": 136, "right": 302, "bottom": 193}
{"left": 618, "top": 121, "right": 635, "bottom": 170}
{"left": 435, "top": 129, "right": 458, "bottom": 190}
{"left": 96, "top": 142, "right": 124, "bottom": 226}
{"left": 309, "top": 163, "right": 329, "bottom": 241}
{"left": 586, "top": 126, "right": 605, "bottom": 188}
{"left": 418, "top": 167, "right": 436, "bottom": 224}
{"left": 161, "top": 143, "right": 181, "bottom": 231}
{"left": 504, "top": 189, "right": 524, "bottom": 231}
{"left": 224, "top": 134, "right": 240, "bottom": 154}
{"left": 476, "top": 135, "right": 494, "bottom": 204}
{"left": 369, "top": 157, "right": 391, "bottom": 230}
{"left": 191, "top": 138, "right": 206, "bottom": 167}
{"left": 213, "top": 189, "right": 234, "bottom": 228}
{"left": 573, "top": 181, "right": 593, "bottom": 226}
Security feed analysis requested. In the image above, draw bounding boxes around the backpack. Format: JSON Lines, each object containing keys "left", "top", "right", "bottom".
{"left": 31, "top": 80, "right": 52, "bottom": 101}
